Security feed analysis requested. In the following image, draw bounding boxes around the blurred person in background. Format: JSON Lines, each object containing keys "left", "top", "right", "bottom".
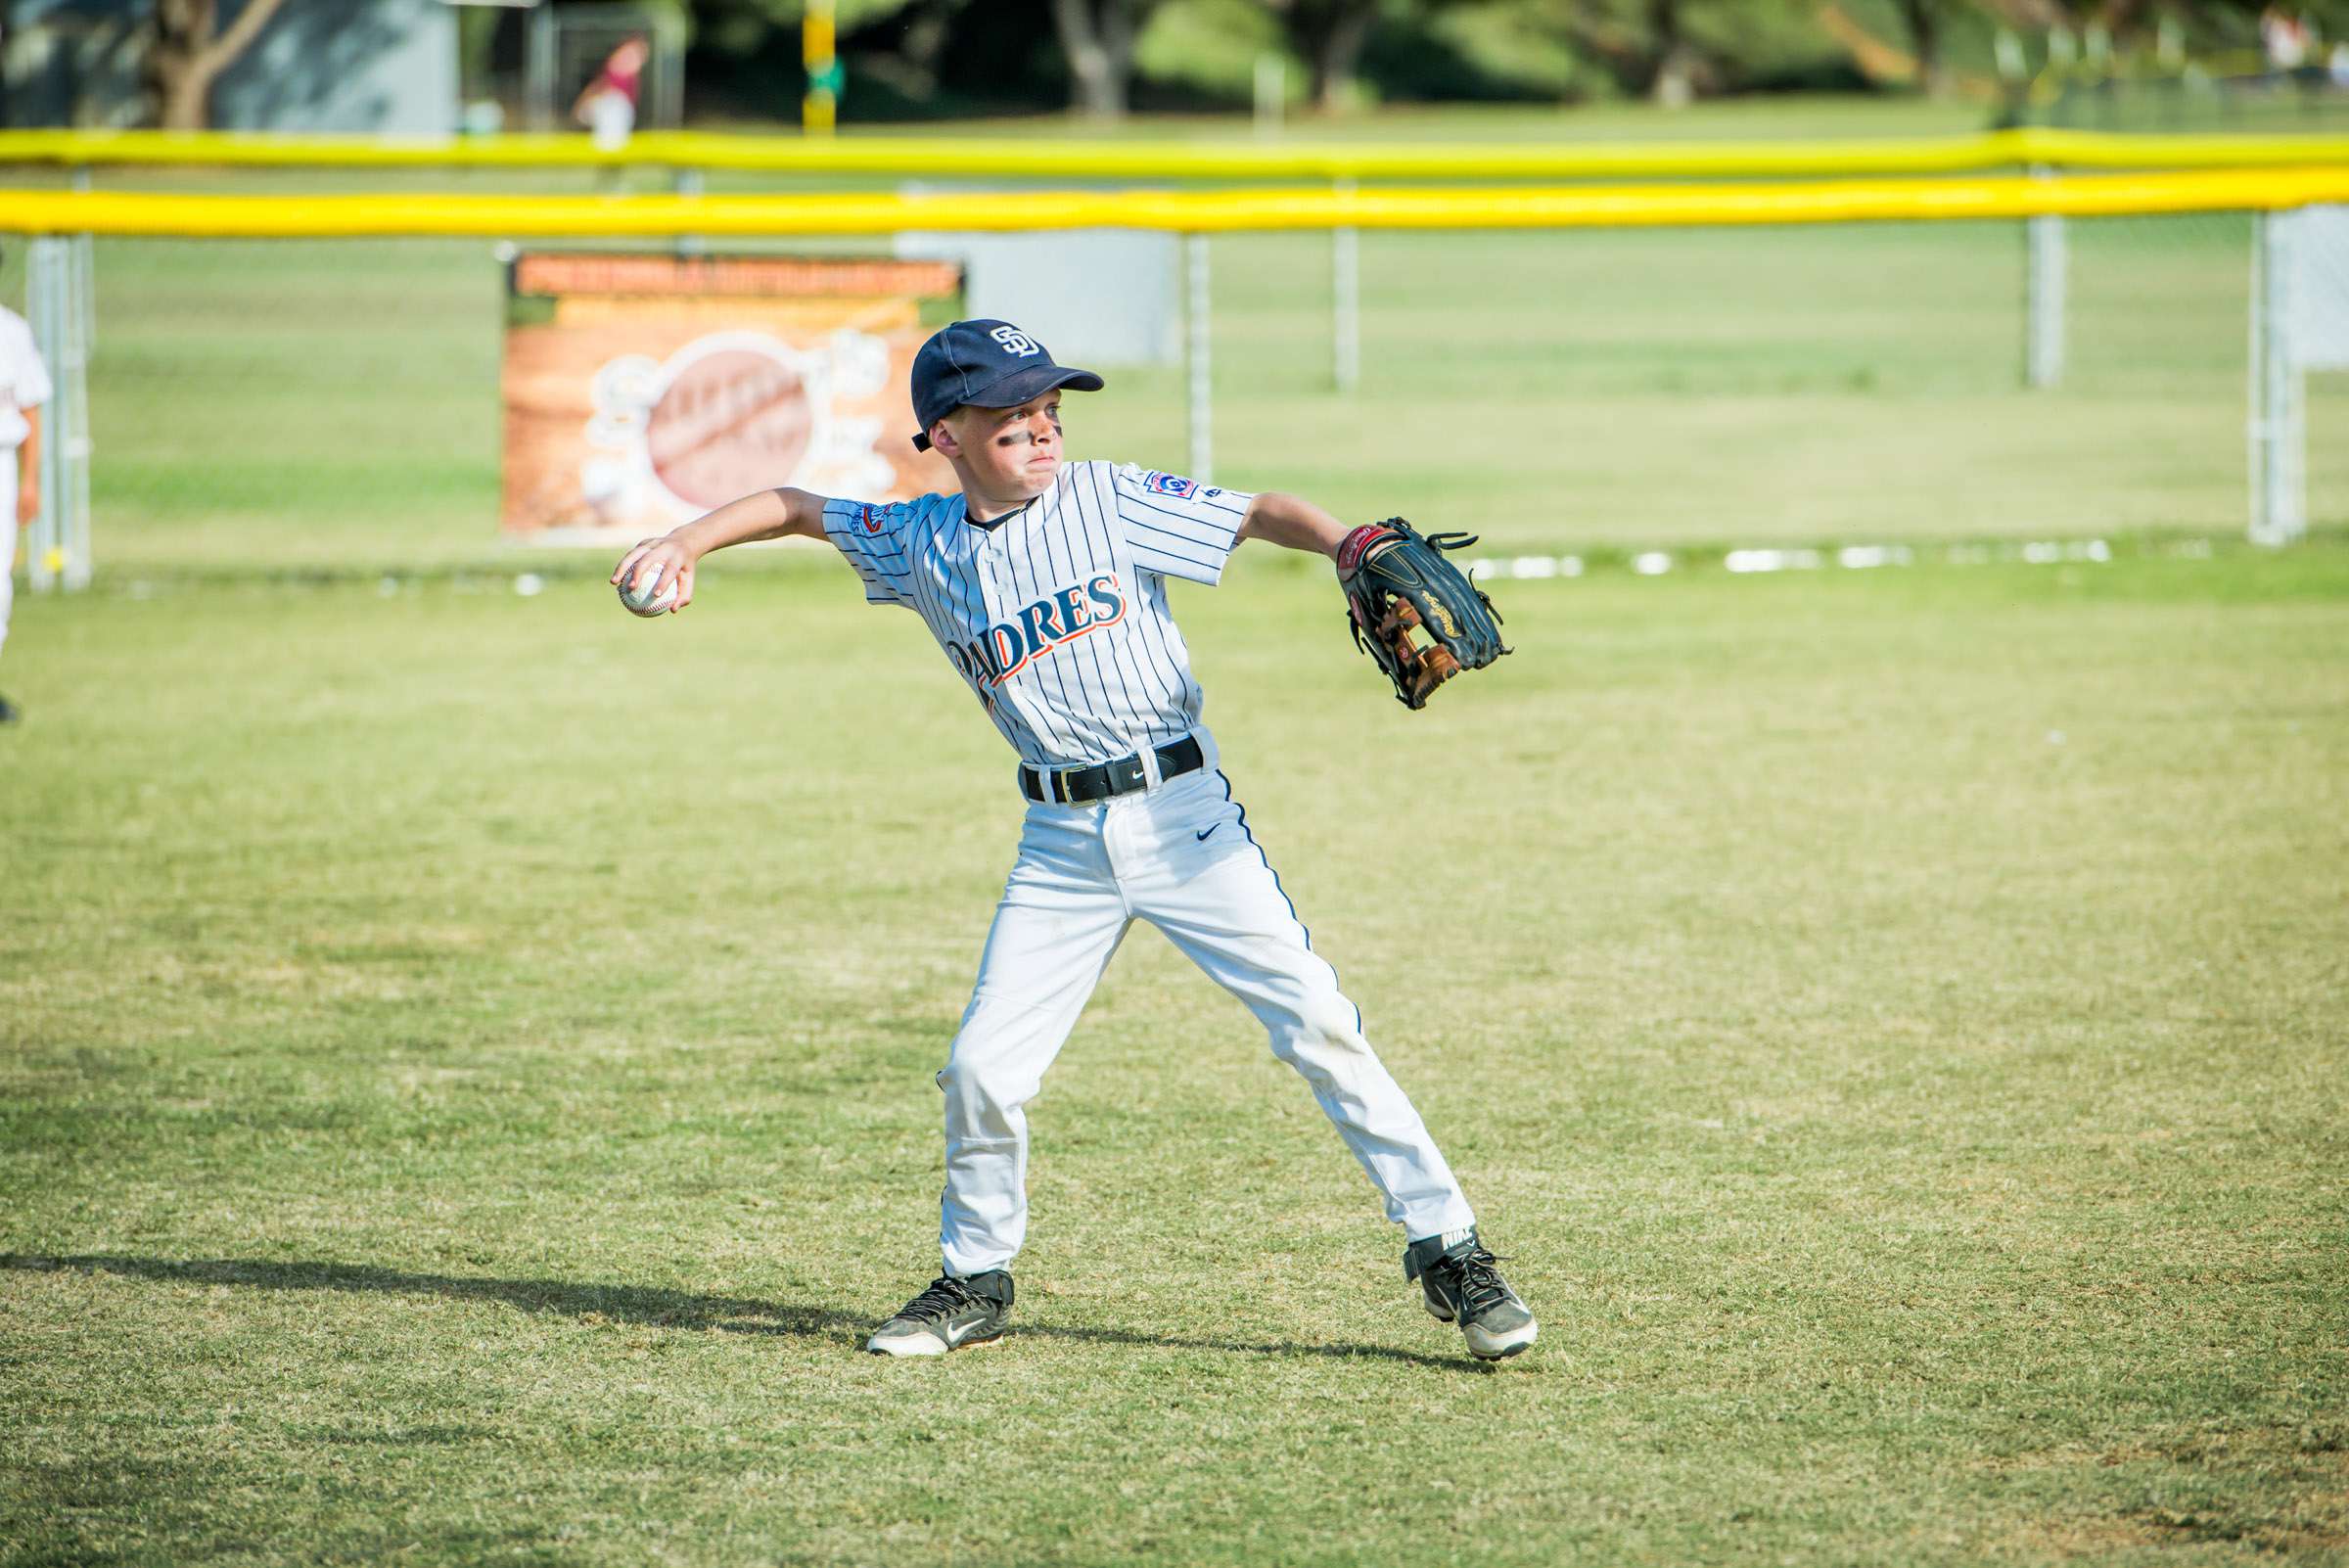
{"left": 573, "top": 34, "right": 649, "bottom": 153}
{"left": 2261, "top": 5, "right": 2312, "bottom": 73}
{"left": 0, "top": 248, "right": 52, "bottom": 726}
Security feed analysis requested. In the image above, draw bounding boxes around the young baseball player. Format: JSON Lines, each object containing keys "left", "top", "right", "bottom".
{"left": 0, "top": 259, "right": 52, "bottom": 727}
{"left": 612, "top": 319, "right": 1535, "bottom": 1361}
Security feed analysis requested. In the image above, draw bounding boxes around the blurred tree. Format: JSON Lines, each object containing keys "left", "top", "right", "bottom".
{"left": 1893, "top": 0, "right": 1953, "bottom": 93}
{"left": 1048, "top": 0, "right": 1165, "bottom": 116}
{"left": 692, "top": 0, "right": 926, "bottom": 56}
{"left": 686, "top": 0, "right": 954, "bottom": 117}
{"left": 876, "top": 0, "right": 978, "bottom": 100}
{"left": 665, "top": 0, "right": 2349, "bottom": 121}
{"left": 1268, "top": 0, "right": 1382, "bottom": 110}
{"left": 1646, "top": 0, "right": 1698, "bottom": 103}
{"left": 1553, "top": 0, "right": 1652, "bottom": 93}
{"left": 144, "top": 0, "right": 294, "bottom": 128}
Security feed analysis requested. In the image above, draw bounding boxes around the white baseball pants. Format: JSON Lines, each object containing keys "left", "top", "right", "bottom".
{"left": 937, "top": 742, "right": 1477, "bottom": 1277}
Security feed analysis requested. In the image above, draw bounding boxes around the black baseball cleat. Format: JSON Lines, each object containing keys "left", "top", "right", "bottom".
{"left": 1405, "top": 1227, "right": 1538, "bottom": 1360}
{"left": 865, "top": 1269, "right": 1014, "bottom": 1357}
{"left": 0, "top": 693, "right": 20, "bottom": 724}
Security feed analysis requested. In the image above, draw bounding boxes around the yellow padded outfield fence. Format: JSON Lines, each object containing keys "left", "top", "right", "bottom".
{"left": 3, "top": 127, "right": 2349, "bottom": 180}
{"left": 7, "top": 151, "right": 2343, "bottom": 592}
{"left": 5, "top": 167, "right": 2349, "bottom": 238}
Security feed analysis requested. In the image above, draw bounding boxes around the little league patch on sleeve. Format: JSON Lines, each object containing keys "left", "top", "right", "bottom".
{"left": 1143, "top": 471, "right": 1201, "bottom": 500}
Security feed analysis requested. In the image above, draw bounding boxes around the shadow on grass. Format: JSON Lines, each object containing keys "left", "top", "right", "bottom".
{"left": 4, "top": 1254, "right": 1491, "bottom": 1372}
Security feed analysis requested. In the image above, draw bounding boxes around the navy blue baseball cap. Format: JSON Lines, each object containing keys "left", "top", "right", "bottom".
{"left": 909, "top": 319, "right": 1104, "bottom": 452}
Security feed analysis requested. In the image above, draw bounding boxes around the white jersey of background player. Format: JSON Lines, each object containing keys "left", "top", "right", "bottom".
{"left": 0, "top": 278, "right": 53, "bottom": 727}
{"left": 613, "top": 319, "right": 1537, "bottom": 1361}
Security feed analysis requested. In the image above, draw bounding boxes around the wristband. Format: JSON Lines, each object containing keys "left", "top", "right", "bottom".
{"left": 1335, "top": 524, "right": 1396, "bottom": 575}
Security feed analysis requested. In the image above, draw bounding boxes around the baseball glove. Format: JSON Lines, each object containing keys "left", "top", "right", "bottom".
{"left": 1335, "top": 519, "right": 1509, "bottom": 710}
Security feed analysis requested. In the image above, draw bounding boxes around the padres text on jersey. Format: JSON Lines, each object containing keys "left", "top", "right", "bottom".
{"left": 822, "top": 461, "right": 1252, "bottom": 768}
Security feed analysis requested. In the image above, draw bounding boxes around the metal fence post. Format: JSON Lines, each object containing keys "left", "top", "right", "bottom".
{"left": 2248, "top": 208, "right": 2306, "bottom": 545}
{"left": 71, "top": 163, "right": 96, "bottom": 349}
{"left": 25, "top": 239, "right": 64, "bottom": 593}
{"left": 25, "top": 233, "right": 93, "bottom": 593}
{"left": 62, "top": 236, "right": 93, "bottom": 592}
{"left": 674, "top": 164, "right": 706, "bottom": 256}
{"left": 2025, "top": 165, "right": 2067, "bottom": 389}
{"left": 525, "top": 4, "right": 557, "bottom": 133}
{"left": 1332, "top": 178, "right": 1359, "bottom": 392}
{"left": 1185, "top": 233, "right": 1213, "bottom": 484}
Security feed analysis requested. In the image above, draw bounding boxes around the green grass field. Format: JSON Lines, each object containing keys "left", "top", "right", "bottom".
{"left": 4, "top": 538, "right": 2346, "bottom": 1565}
{"left": 5, "top": 101, "right": 2349, "bottom": 1564}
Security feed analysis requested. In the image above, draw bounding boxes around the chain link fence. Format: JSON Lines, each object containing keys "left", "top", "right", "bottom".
{"left": 6, "top": 168, "right": 2341, "bottom": 582}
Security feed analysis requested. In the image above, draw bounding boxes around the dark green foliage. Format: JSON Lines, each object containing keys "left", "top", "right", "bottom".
{"left": 662, "top": 0, "right": 2349, "bottom": 118}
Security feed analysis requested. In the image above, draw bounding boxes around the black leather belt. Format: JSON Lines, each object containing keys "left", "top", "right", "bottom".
{"left": 1021, "top": 736, "right": 1205, "bottom": 805}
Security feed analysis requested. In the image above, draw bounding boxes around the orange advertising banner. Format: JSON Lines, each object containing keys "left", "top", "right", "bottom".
{"left": 500, "top": 253, "right": 962, "bottom": 539}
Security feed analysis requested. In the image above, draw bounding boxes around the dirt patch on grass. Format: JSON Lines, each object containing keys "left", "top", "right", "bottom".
{"left": 2022, "top": 1506, "right": 2349, "bottom": 1558}
{"left": 2004, "top": 1438, "right": 2349, "bottom": 1559}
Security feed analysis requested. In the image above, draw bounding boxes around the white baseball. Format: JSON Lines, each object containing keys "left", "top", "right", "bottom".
{"left": 618, "top": 562, "right": 679, "bottom": 618}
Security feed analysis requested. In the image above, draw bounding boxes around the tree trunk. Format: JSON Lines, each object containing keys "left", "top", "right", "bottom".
{"left": 1899, "top": 0, "right": 1946, "bottom": 94}
{"left": 1100, "top": 0, "right": 1137, "bottom": 114}
{"left": 1292, "top": 0, "right": 1377, "bottom": 113}
{"left": 1646, "top": 0, "right": 1694, "bottom": 107}
{"left": 145, "top": 0, "right": 214, "bottom": 128}
{"left": 1049, "top": 0, "right": 1134, "bottom": 119}
{"left": 156, "top": 63, "right": 218, "bottom": 129}
{"left": 142, "top": 0, "right": 295, "bottom": 129}
{"left": 899, "top": 0, "right": 966, "bottom": 92}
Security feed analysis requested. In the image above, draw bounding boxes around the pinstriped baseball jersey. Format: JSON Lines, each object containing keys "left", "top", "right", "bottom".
{"left": 821, "top": 459, "right": 1252, "bottom": 769}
